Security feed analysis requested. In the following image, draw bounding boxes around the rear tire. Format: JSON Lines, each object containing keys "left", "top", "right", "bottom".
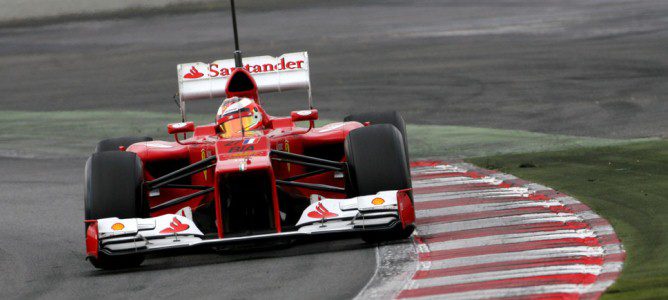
{"left": 85, "top": 151, "right": 147, "bottom": 269}
{"left": 95, "top": 136, "right": 152, "bottom": 152}
{"left": 344, "top": 111, "right": 409, "bottom": 162}
{"left": 344, "top": 124, "right": 414, "bottom": 243}
{"left": 344, "top": 111, "right": 406, "bottom": 137}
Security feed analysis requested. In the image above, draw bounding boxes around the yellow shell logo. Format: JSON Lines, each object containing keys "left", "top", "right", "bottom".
{"left": 371, "top": 198, "right": 385, "bottom": 205}
{"left": 111, "top": 223, "right": 125, "bottom": 231}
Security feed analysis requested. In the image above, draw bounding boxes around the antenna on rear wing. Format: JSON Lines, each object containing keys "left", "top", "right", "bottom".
{"left": 230, "top": 0, "right": 243, "bottom": 68}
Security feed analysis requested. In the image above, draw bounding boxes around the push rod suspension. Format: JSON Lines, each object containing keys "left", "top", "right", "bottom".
{"left": 146, "top": 156, "right": 216, "bottom": 189}
{"left": 275, "top": 180, "right": 345, "bottom": 193}
{"left": 282, "top": 168, "right": 331, "bottom": 181}
{"left": 150, "top": 187, "right": 214, "bottom": 212}
{"left": 270, "top": 150, "right": 344, "bottom": 168}
{"left": 160, "top": 184, "right": 212, "bottom": 190}
{"left": 271, "top": 157, "right": 341, "bottom": 171}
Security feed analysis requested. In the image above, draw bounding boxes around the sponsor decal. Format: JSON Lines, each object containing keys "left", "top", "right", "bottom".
{"left": 172, "top": 122, "right": 188, "bottom": 129}
{"left": 220, "top": 140, "right": 255, "bottom": 153}
{"left": 318, "top": 123, "right": 345, "bottom": 133}
{"left": 111, "top": 223, "right": 125, "bottom": 231}
{"left": 175, "top": 206, "right": 193, "bottom": 219}
{"left": 183, "top": 66, "right": 204, "bottom": 79}
{"left": 210, "top": 58, "right": 305, "bottom": 77}
{"left": 183, "top": 58, "right": 306, "bottom": 80}
{"left": 145, "top": 142, "right": 172, "bottom": 148}
{"left": 228, "top": 145, "right": 255, "bottom": 153}
{"left": 226, "top": 151, "right": 255, "bottom": 158}
{"left": 296, "top": 110, "right": 312, "bottom": 116}
{"left": 159, "top": 217, "right": 190, "bottom": 234}
{"left": 222, "top": 140, "right": 243, "bottom": 146}
{"left": 201, "top": 149, "right": 208, "bottom": 181}
{"left": 371, "top": 198, "right": 385, "bottom": 205}
{"left": 307, "top": 203, "right": 338, "bottom": 219}
{"left": 242, "top": 138, "right": 257, "bottom": 145}
{"left": 284, "top": 139, "right": 291, "bottom": 172}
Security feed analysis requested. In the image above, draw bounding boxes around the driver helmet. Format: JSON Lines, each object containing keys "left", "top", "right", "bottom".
{"left": 216, "top": 97, "right": 264, "bottom": 134}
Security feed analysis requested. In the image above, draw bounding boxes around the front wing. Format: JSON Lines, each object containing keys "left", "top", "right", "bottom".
{"left": 86, "top": 190, "right": 414, "bottom": 258}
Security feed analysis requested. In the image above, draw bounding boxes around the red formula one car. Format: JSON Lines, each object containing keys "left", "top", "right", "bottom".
{"left": 84, "top": 16, "right": 414, "bottom": 271}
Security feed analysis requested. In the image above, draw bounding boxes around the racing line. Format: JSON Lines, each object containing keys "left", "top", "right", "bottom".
{"left": 358, "top": 161, "right": 624, "bottom": 300}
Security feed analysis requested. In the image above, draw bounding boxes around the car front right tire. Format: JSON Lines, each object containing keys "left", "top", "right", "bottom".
{"left": 85, "top": 151, "right": 147, "bottom": 269}
{"left": 344, "top": 124, "right": 414, "bottom": 243}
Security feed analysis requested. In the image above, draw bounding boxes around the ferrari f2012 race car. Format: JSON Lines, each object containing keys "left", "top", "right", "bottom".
{"left": 84, "top": 5, "right": 414, "bottom": 270}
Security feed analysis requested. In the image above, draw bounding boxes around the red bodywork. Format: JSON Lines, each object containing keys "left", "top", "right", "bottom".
{"left": 127, "top": 69, "right": 363, "bottom": 238}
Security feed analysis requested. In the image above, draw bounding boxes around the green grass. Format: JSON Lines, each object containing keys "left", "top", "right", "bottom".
{"left": 468, "top": 140, "right": 668, "bottom": 300}
{"left": 0, "top": 110, "right": 650, "bottom": 158}
{"left": 0, "top": 110, "right": 218, "bottom": 157}
{"left": 405, "top": 124, "right": 651, "bottom": 158}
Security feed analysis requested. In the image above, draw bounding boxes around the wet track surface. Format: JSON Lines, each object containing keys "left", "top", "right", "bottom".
{"left": 0, "top": 0, "right": 665, "bottom": 299}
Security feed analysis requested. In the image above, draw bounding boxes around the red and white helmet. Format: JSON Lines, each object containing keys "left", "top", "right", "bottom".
{"left": 216, "top": 97, "right": 264, "bottom": 134}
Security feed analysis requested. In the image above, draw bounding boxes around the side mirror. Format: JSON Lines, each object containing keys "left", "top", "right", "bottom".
{"left": 290, "top": 109, "right": 318, "bottom": 122}
{"left": 167, "top": 121, "right": 195, "bottom": 134}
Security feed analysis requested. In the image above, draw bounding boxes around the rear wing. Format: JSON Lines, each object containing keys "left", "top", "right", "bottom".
{"left": 177, "top": 52, "right": 311, "bottom": 119}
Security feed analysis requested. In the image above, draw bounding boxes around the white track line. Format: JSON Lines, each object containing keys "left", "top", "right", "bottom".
{"left": 403, "top": 284, "right": 590, "bottom": 300}
{"left": 579, "top": 210, "right": 605, "bottom": 220}
{"left": 416, "top": 213, "right": 581, "bottom": 235}
{"left": 413, "top": 177, "right": 502, "bottom": 187}
{"left": 421, "top": 246, "right": 604, "bottom": 270}
{"left": 411, "top": 166, "right": 464, "bottom": 175}
{"left": 592, "top": 225, "right": 615, "bottom": 235}
{"left": 603, "top": 244, "right": 624, "bottom": 255}
{"left": 415, "top": 200, "right": 564, "bottom": 218}
{"left": 585, "top": 280, "right": 618, "bottom": 293}
{"left": 414, "top": 188, "right": 530, "bottom": 203}
{"left": 601, "top": 262, "right": 624, "bottom": 273}
{"left": 423, "top": 229, "right": 596, "bottom": 251}
{"left": 408, "top": 264, "right": 601, "bottom": 289}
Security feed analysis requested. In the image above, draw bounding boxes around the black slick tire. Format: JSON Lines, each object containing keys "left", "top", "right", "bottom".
{"left": 95, "top": 136, "right": 153, "bottom": 152}
{"left": 344, "top": 124, "right": 414, "bottom": 243}
{"left": 85, "top": 151, "right": 147, "bottom": 269}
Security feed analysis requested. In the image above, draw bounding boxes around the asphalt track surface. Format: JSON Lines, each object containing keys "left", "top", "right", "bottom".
{"left": 1, "top": 0, "right": 667, "bottom": 138}
{"left": 0, "top": 1, "right": 663, "bottom": 299}
{"left": 0, "top": 156, "right": 376, "bottom": 299}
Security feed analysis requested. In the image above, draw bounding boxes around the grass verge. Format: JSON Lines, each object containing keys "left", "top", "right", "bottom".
{"left": 468, "top": 140, "right": 668, "bottom": 300}
{"left": 0, "top": 110, "right": 649, "bottom": 158}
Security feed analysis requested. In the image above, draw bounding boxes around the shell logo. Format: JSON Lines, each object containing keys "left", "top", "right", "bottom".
{"left": 371, "top": 198, "right": 385, "bottom": 205}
